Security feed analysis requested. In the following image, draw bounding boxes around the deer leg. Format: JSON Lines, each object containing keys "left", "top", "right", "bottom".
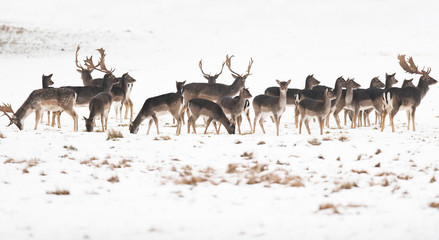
{"left": 253, "top": 113, "right": 260, "bottom": 134}
{"left": 299, "top": 115, "right": 304, "bottom": 134}
{"left": 245, "top": 110, "right": 252, "bottom": 131}
{"left": 333, "top": 110, "right": 341, "bottom": 129}
{"left": 147, "top": 119, "right": 153, "bottom": 135}
{"left": 47, "top": 111, "right": 51, "bottom": 125}
{"left": 259, "top": 118, "right": 266, "bottom": 134}
{"left": 51, "top": 112, "right": 56, "bottom": 127}
{"left": 344, "top": 110, "right": 348, "bottom": 126}
{"left": 105, "top": 114, "right": 109, "bottom": 131}
{"left": 204, "top": 117, "right": 213, "bottom": 134}
{"left": 273, "top": 115, "right": 279, "bottom": 136}
{"left": 101, "top": 114, "right": 105, "bottom": 132}
{"left": 57, "top": 112, "right": 62, "bottom": 128}
{"left": 187, "top": 116, "right": 192, "bottom": 134}
{"left": 151, "top": 115, "right": 159, "bottom": 135}
{"left": 129, "top": 99, "right": 133, "bottom": 121}
{"left": 389, "top": 108, "right": 399, "bottom": 132}
{"left": 34, "top": 110, "right": 42, "bottom": 130}
{"left": 119, "top": 104, "right": 123, "bottom": 123}
{"left": 171, "top": 112, "right": 182, "bottom": 135}
{"left": 236, "top": 115, "right": 242, "bottom": 135}
{"left": 318, "top": 117, "right": 324, "bottom": 135}
{"left": 124, "top": 101, "right": 129, "bottom": 119}
{"left": 304, "top": 119, "right": 311, "bottom": 135}
{"left": 411, "top": 108, "right": 416, "bottom": 132}
{"left": 380, "top": 109, "right": 388, "bottom": 132}
{"left": 406, "top": 110, "right": 411, "bottom": 130}
{"left": 64, "top": 109, "right": 78, "bottom": 132}
{"left": 294, "top": 106, "right": 299, "bottom": 129}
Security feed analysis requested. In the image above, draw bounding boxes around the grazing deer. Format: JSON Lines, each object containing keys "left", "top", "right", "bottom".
{"left": 253, "top": 80, "right": 291, "bottom": 136}
{"left": 199, "top": 59, "right": 225, "bottom": 84}
{"left": 264, "top": 75, "right": 320, "bottom": 128}
{"left": 344, "top": 73, "right": 398, "bottom": 128}
{"left": 0, "top": 87, "right": 78, "bottom": 131}
{"left": 111, "top": 73, "right": 137, "bottom": 122}
{"left": 298, "top": 89, "right": 336, "bottom": 135}
{"left": 333, "top": 78, "right": 361, "bottom": 127}
{"left": 186, "top": 98, "right": 235, "bottom": 134}
{"left": 129, "top": 91, "right": 183, "bottom": 135}
{"left": 219, "top": 88, "right": 252, "bottom": 134}
{"left": 83, "top": 92, "right": 113, "bottom": 132}
{"left": 381, "top": 55, "right": 437, "bottom": 132}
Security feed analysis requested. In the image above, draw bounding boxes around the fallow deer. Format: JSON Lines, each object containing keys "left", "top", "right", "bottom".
{"left": 219, "top": 88, "right": 252, "bottom": 134}
{"left": 186, "top": 98, "right": 235, "bottom": 134}
{"left": 345, "top": 73, "right": 398, "bottom": 128}
{"left": 129, "top": 91, "right": 184, "bottom": 135}
{"left": 298, "top": 89, "right": 337, "bottom": 135}
{"left": 264, "top": 75, "right": 320, "bottom": 128}
{"left": 75, "top": 45, "right": 102, "bottom": 87}
{"left": 402, "top": 78, "right": 415, "bottom": 88}
{"left": 333, "top": 78, "right": 361, "bottom": 127}
{"left": 199, "top": 59, "right": 225, "bottom": 84}
{"left": 253, "top": 80, "right": 291, "bottom": 136}
{"left": 83, "top": 92, "right": 113, "bottom": 132}
{"left": 111, "top": 73, "right": 137, "bottom": 122}
{"left": 381, "top": 55, "right": 437, "bottom": 132}
{"left": 40, "top": 74, "right": 57, "bottom": 126}
{"left": 0, "top": 87, "right": 78, "bottom": 131}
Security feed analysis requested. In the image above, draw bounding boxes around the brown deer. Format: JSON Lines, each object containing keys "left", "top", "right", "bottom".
{"left": 298, "top": 89, "right": 336, "bottom": 135}
{"left": 111, "top": 73, "right": 137, "bottom": 122}
{"left": 402, "top": 78, "right": 415, "bottom": 88}
{"left": 332, "top": 78, "right": 361, "bottom": 128}
{"left": 0, "top": 87, "right": 78, "bottom": 131}
{"left": 186, "top": 98, "right": 235, "bottom": 134}
{"left": 129, "top": 91, "right": 184, "bottom": 135}
{"left": 199, "top": 59, "right": 225, "bottom": 84}
{"left": 253, "top": 80, "right": 291, "bottom": 136}
{"left": 40, "top": 74, "right": 57, "bottom": 127}
{"left": 83, "top": 92, "right": 113, "bottom": 132}
{"left": 182, "top": 55, "right": 253, "bottom": 104}
{"left": 219, "top": 88, "right": 253, "bottom": 134}
{"left": 381, "top": 55, "right": 437, "bottom": 132}
{"left": 75, "top": 45, "right": 103, "bottom": 86}
{"left": 264, "top": 75, "right": 320, "bottom": 128}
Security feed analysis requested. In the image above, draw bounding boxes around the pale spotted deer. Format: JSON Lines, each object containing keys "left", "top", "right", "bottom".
{"left": 253, "top": 80, "right": 291, "bottom": 136}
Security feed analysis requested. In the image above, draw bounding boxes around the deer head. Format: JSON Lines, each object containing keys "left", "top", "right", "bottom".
{"left": 398, "top": 55, "right": 437, "bottom": 86}
{"left": 370, "top": 76, "right": 385, "bottom": 88}
{"left": 199, "top": 59, "right": 225, "bottom": 84}
{"left": 225, "top": 55, "right": 253, "bottom": 84}
{"left": 42, "top": 74, "right": 54, "bottom": 88}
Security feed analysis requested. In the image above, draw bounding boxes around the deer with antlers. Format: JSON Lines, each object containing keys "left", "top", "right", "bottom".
{"left": 199, "top": 59, "right": 225, "bottom": 84}
{"left": 0, "top": 83, "right": 78, "bottom": 131}
{"left": 381, "top": 55, "right": 437, "bottom": 132}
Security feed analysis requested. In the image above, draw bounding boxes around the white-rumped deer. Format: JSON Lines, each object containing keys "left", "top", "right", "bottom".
{"left": 199, "top": 59, "right": 225, "bottom": 84}
{"left": 298, "top": 89, "right": 336, "bottom": 135}
{"left": 129, "top": 91, "right": 184, "bottom": 135}
{"left": 253, "top": 80, "right": 291, "bottom": 136}
{"left": 186, "top": 98, "right": 235, "bottom": 134}
{"left": 219, "top": 88, "right": 252, "bottom": 134}
{"left": 381, "top": 55, "right": 437, "bottom": 132}
{"left": 83, "top": 92, "right": 113, "bottom": 132}
{"left": 0, "top": 87, "right": 78, "bottom": 131}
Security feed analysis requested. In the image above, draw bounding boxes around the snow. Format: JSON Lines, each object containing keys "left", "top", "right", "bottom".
{"left": 1, "top": 0, "right": 439, "bottom": 239}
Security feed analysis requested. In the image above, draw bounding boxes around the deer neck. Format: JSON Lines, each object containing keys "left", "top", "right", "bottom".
{"left": 345, "top": 87, "right": 355, "bottom": 104}
{"left": 333, "top": 82, "right": 343, "bottom": 102}
{"left": 384, "top": 78, "right": 395, "bottom": 90}
{"left": 417, "top": 79, "right": 430, "bottom": 100}
{"left": 279, "top": 89, "right": 287, "bottom": 105}
{"left": 42, "top": 81, "right": 50, "bottom": 89}
{"left": 226, "top": 77, "right": 244, "bottom": 96}
{"left": 82, "top": 71, "right": 93, "bottom": 86}
{"left": 101, "top": 80, "right": 114, "bottom": 92}
{"left": 305, "top": 79, "right": 314, "bottom": 90}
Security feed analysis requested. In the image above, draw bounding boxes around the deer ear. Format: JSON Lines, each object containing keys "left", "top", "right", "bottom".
{"left": 182, "top": 80, "right": 186, "bottom": 84}
{"left": 287, "top": 79, "right": 291, "bottom": 84}
{"left": 48, "top": 74, "right": 53, "bottom": 78}
{"left": 76, "top": 69, "right": 82, "bottom": 73}
{"left": 276, "top": 79, "right": 281, "bottom": 84}
{"left": 83, "top": 116, "right": 88, "bottom": 121}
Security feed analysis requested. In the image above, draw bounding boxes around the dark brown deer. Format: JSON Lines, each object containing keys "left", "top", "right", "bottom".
{"left": 324, "top": 76, "right": 347, "bottom": 128}
{"left": 402, "top": 78, "right": 415, "bottom": 88}
{"left": 75, "top": 45, "right": 102, "bottom": 86}
{"left": 0, "top": 87, "right": 78, "bottom": 131}
{"left": 83, "top": 92, "right": 113, "bottom": 132}
{"left": 333, "top": 78, "right": 361, "bottom": 127}
{"left": 298, "top": 89, "right": 336, "bottom": 135}
{"left": 381, "top": 55, "right": 437, "bottom": 132}
{"left": 129, "top": 92, "right": 184, "bottom": 135}
{"left": 253, "top": 80, "right": 291, "bottom": 136}
{"left": 199, "top": 59, "right": 225, "bottom": 84}
{"left": 264, "top": 75, "right": 320, "bottom": 128}
{"left": 186, "top": 98, "right": 235, "bottom": 134}
{"left": 351, "top": 77, "right": 386, "bottom": 127}
{"left": 40, "top": 74, "right": 58, "bottom": 127}
{"left": 219, "top": 88, "right": 252, "bottom": 134}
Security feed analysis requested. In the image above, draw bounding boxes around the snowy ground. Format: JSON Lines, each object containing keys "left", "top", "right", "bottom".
{"left": 1, "top": 0, "right": 439, "bottom": 239}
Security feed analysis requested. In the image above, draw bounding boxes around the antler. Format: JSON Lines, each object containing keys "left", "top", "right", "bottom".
{"left": 398, "top": 54, "right": 431, "bottom": 75}
{"left": 215, "top": 61, "right": 226, "bottom": 77}
{"left": 75, "top": 45, "right": 86, "bottom": 71}
{"left": 0, "top": 103, "right": 14, "bottom": 126}
{"left": 246, "top": 58, "right": 254, "bottom": 76}
{"left": 225, "top": 55, "right": 240, "bottom": 76}
{"left": 199, "top": 59, "right": 208, "bottom": 76}
{"left": 85, "top": 48, "right": 115, "bottom": 74}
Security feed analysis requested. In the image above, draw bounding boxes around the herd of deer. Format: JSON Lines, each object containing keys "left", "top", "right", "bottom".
{"left": 0, "top": 47, "right": 436, "bottom": 136}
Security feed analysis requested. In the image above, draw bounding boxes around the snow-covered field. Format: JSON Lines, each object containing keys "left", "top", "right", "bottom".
{"left": 1, "top": 0, "right": 439, "bottom": 239}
